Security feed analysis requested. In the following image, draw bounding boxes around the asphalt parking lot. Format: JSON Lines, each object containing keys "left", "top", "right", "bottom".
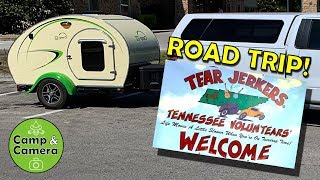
{"left": 0, "top": 78, "right": 320, "bottom": 179}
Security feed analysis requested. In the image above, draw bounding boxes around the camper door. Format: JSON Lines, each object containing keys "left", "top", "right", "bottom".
{"left": 67, "top": 29, "right": 116, "bottom": 80}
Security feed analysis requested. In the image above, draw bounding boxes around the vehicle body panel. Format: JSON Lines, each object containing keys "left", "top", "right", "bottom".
{"left": 172, "top": 13, "right": 320, "bottom": 105}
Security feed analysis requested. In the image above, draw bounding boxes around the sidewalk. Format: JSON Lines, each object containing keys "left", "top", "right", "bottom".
{"left": 0, "top": 66, "right": 12, "bottom": 81}
{"left": 0, "top": 74, "right": 12, "bottom": 82}
{"left": 0, "top": 34, "right": 19, "bottom": 41}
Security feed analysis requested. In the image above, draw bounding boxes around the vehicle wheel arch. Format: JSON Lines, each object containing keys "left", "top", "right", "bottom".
{"left": 26, "top": 72, "right": 77, "bottom": 95}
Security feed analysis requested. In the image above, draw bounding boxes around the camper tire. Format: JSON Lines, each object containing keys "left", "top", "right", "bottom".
{"left": 37, "top": 79, "right": 68, "bottom": 109}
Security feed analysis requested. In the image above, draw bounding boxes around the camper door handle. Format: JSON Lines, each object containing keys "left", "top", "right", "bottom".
{"left": 67, "top": 55, "right": 72, "bottom": 60}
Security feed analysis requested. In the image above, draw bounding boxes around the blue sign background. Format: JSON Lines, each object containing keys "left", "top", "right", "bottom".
{"left": 153, "top": 60, "right": 306, "bottom": 169}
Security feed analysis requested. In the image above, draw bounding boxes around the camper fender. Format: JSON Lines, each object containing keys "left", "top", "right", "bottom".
{"left": 27, "top": 72, "right": 77, "bottom": 95}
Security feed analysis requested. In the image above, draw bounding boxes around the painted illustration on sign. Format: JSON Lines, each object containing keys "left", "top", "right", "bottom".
{"left": 153, "top": 60, "right": 306, "bottom": 169}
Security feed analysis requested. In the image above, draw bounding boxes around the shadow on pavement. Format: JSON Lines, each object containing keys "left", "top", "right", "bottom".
{"left": 64, "top": 91, "right": 161, "bottom": 109}
{"left": 302, "top": 109, "right": 320, "bottom": 126}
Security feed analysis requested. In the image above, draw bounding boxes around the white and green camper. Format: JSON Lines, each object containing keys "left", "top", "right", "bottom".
{"left": 8, "top": 14, "right": 163, "bottom": 109}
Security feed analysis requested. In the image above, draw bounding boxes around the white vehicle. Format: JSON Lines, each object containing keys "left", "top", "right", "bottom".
{"left": 172, "top": 13, "right": 320, "bottom": 108}
{"left": 8, "top": 14, "right": 163, "bottom": 109}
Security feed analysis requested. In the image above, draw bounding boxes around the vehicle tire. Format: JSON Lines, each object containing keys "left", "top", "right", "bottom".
{"left": 239, "top": 113, "right": 247, "bottom": 120}
{"left": 220, "top": 109, "right": 229, "bottom": 117}
{"left": 37, "top": 79, "right": 68, "bottom": 109}
{"left": 259, "top": 115, "right": 265, "bottom": 120}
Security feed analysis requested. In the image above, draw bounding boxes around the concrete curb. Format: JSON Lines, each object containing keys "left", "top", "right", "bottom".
{"left": 0, "top": 69, "right": 12, "bottom": 82}
{"left": 0, "top": 34, "right": 19, "bottom": 41}
{"left": 0, "top": 49, "right": 9, "bottom": 53}
{"left": 0, "top": 76, "right": 13, "bottom": 82}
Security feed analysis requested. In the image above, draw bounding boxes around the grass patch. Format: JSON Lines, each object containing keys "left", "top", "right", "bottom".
{"left": 160, "top": 50, "right": 167, "bottom": 64}
{"left": 0, "top": 66, "right": 9, "bottom": 71}
{"left": 0, "top": 66, "right": 10, "bottom": 76}
{"left": 0, "top": 56, "right": 8, "bottom": 66}
{"left": 0, "top": 52, "right": 9, "bottom": 75}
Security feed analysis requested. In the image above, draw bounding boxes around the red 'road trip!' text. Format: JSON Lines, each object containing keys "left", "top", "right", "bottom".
{"left": 184, "top": 70, "right": 288, "bottom": 106}
{"left": 180, "top": 131, "right": 271, "bottom": 160}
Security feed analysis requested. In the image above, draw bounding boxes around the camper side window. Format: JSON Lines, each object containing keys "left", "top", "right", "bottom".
{"left": 81, "top": 42, "right": 105, "bottom": 71}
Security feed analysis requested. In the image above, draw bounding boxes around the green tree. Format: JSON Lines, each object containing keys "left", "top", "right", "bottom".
{"left": 257, "top": 0, "right": 301, "bottom": 12}
{"left": 0, "top": 0, "right": 74, "bottom": 34}
{"left": 257, "top": 0, "right": 282, "bottom": 12}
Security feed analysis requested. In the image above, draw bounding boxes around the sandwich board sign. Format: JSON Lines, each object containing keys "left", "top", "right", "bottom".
{"left": 153, "top": 60, "right": 306, "bottom": 169}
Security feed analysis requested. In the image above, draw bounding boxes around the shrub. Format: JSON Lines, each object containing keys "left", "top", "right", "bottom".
{"left": 0, "top": 0, "right": 74, "bottom": 34}
{"left": 138, "top": 14, "right": 157, "bottom": 29}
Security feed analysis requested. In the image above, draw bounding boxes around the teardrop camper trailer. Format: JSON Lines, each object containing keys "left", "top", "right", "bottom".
{"left": 8, "top": 14, "right": 163, "bottom": 109}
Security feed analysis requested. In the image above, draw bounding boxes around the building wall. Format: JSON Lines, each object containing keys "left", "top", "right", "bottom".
{"left": 100, "top": 0, "right": 120, "bottom": 14}
{"left": 130, "top": 0, "right": 141, "bottom": 17}
{"left": 138, "top": 0, "right": 174, "bottom": 28}
{"left": 175, "top": 0, "right": 189, "bottom": 25}
{"left": 72, "top": 0, "right": 320, "bottom": 28}
{"left": 72, "top": 0, "right": 141, "bottom": 17}
{"left": 226, "top": 0, "right": 245, "bottom": 12}
{"left": 72, "top": 0, "right": 88, "bottom": 13}
{"left": 302, "top": 0, "right": 318, "bottom": 12}
{"left": 139, "top": 0, "right": 159, "bottom": 9}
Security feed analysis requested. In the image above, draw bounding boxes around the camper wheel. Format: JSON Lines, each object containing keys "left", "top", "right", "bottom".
{"left": 37, "top": 79, "right": 68, "bottom": 109}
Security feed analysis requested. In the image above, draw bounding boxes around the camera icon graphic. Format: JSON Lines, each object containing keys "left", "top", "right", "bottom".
{"left": 29, "top": 158, "right": 43, "bottom": 171}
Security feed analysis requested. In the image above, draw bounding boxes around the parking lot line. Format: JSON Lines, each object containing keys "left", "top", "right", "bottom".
{"left": 23, "top": 110, "right": 64, "bottom": 119}
{"left": 0, "top": 91, "right": 18, "bottom": 96}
